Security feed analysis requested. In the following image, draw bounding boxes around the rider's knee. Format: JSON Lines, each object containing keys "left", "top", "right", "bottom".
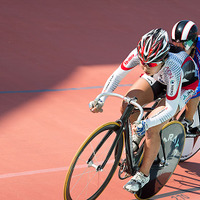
{"left": 146, "top": 128, "right": 160, "bottom": 140}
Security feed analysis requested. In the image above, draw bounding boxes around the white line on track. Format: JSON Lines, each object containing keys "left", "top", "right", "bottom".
{"left": 0, "top": 167, "right": 68, "bottom": 179}
{"left": 0, "top": 160, "right": 115, "bottom": 179}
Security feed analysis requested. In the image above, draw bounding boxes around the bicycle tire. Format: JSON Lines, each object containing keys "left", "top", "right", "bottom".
{"left": 64, "top": 122, "right": 124, "bottom": 200}
{"left": 178, "top": 105, "right": 200, "bottom": 162}
{"left": 135, "top": 121, "right": 185, "bottom": 200}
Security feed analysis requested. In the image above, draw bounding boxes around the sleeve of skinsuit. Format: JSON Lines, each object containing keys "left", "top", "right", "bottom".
{"left": 145, "top": 62, "right": 183, "bottom": 129}
{"left": 99, "top": 48, "right": 140, "bottom": 102}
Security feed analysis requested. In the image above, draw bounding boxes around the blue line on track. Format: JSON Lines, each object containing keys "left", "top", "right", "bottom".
{"left": 0, "top": 84, "right": 132, "bottom": 94}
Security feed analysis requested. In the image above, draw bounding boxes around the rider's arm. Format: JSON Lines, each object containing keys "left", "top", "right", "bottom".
{"left": 99, "top": 48, "right": 140, "bottom": 103}
{"left": 145, "top": 67, "right": 183, "bottom": 129}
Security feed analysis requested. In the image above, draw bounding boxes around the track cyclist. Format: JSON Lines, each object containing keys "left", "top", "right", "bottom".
{"left": 171, "top": 20, "right": 200, "bottom": 133}
{"left": 89, "top": 28, "right": 199, "bottom": 193}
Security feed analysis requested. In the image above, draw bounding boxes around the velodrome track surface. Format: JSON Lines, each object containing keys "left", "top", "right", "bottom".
{"left": 0, "top": 1, "right": 200, "bottom": 199}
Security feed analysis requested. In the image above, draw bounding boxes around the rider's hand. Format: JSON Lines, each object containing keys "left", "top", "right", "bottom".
{"left": 89, "top": 99, "right": 104, "bottom": 113}
{"left": 133, "top": 120, "right": 148, "bottom": 136}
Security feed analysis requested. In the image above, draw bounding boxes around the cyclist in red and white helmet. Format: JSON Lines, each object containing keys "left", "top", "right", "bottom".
{"left": 171, "top": 20, "right": 200, "bottom": 133}
{"left": 89, "top": 28, "right": 199, "bottom": 192}
{"left": 137, "top": 28, "right": 170, "bottom": 63}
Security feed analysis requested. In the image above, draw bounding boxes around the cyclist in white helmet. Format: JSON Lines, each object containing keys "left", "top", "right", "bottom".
{"left": 171, "top": 20, "right": 200, "bottom": 133}
{"left": 89, "top": 28, "right": 199, "bottom": 192}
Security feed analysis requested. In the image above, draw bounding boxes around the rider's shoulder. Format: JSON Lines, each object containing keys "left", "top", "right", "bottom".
{"left": 163, "top": 50, "right": 191, "bottom": 72}
{"left": 121, "top": 48, "right": 140, "bottom": 68}
{"left": 167, "top": 44, "right": 188, "bottom": 61}
{"left": 167, "top": 44, "right": 189, "bottom": 61}
{"left": 127, "top": 48, "right": 138, "bottom": 57}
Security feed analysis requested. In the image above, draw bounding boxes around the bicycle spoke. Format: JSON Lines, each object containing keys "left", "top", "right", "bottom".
{"left": 64, "top": 122, "right": 123, "bottom": 200}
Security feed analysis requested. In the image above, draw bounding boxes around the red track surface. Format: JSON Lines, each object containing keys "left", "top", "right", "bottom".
{"left": 0, "top": 1, "right": 199, "bottom": 199}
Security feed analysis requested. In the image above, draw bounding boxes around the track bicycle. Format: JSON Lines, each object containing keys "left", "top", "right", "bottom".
{"left": 64, "top": 92, "right": 185, "bottom": 200}
{"left": 177, "top": 102, "right": 200, "bottom": 162}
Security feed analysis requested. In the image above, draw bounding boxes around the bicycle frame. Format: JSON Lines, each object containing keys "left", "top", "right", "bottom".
{"left": 118, "top": 103, "right": 140, "bottom": 176}
{"left": 93, "top": 93, "right": 164, "bottom": 177}
{"left": 118, "top": 97, "right": 164, "bottom": 178}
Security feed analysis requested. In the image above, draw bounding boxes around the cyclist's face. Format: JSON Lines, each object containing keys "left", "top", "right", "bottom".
{"left": 140, "top": 61, "right": 162, "bottom": 76}
{"left": 172, "top": 41, "right": 194, "bottom": 56}
{"left": 172, "top": 41, "right": 185, "bottom": 49}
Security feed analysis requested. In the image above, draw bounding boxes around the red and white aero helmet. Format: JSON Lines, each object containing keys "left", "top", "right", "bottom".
{"left": 137, "top": 28, "right": 170, "bottom": 63}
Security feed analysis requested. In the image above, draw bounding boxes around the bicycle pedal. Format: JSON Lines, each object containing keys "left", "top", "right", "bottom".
{"left": 118, "top": 158, "right": 126, "bottom": 166}
{"left": 185, "top": 126, "right": 200, "bottom": 137}
{"left": 119, "top": 171, "right": 131, "bottom": 180}
{"left": 118, "top": 164, "right": 131, "bottom": 180}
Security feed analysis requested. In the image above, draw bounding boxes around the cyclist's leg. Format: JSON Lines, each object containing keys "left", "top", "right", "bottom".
{"left": 184, "top": 96, "right": 199, "bottom": 122}
{"left": 179, "top": 88, "right": 198, "bottom": 132}
{"left": 135, "top": 120, "right": 186, "bottom": 199}
{"left": 121, "top": 74, "right": 165, "bottom": 124}
{"left": 124, "top": 101, "right": 175, "bottom": 193}
{"left": 121, "top": 77, "right": 154, "bottom": 121}
{"left": 182, "top": 80, "right": 200, "bottom": 128}
{"left": 139, "top": 101, "right": 170, "bottom": 176}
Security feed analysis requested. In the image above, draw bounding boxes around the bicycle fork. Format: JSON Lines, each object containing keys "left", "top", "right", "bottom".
{"left": 118, "top": 104, "right": 144, "bottom": 179}
{"left": 87, "top": 126, "right": 123, "bottom": 172}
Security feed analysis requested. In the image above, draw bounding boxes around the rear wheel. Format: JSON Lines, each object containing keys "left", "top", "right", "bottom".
{"left": 178, "top": 103, "right": 200, "bottom": 162}
{"left": 64, "top": 122, "right": 124, "bottom": 200}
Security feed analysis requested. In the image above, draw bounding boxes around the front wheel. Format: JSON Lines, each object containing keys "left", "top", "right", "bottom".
{"left": 64, "top": 122, "right": 124, "bottom": 200}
